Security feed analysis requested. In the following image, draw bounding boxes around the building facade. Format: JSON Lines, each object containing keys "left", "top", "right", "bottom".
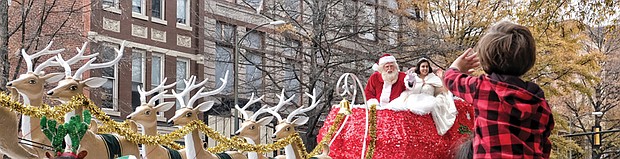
{"left": 7, "top": 0, "right": 417, "bottom": 154}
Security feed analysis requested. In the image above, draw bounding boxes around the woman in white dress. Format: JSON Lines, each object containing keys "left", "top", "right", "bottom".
{"left": 386, "top": 58, "right": 457, "bottom": 135}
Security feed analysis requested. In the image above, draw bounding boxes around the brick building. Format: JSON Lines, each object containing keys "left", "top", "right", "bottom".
{"left": 6, "top": 0, "right": 417, "bottom": 155}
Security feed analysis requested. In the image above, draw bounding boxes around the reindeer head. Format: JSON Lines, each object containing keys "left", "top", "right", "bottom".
{"left": 168, "top": 72, "right": 228, "bottom": 126}
{"left": 6, "top": 41, "right": 65, "bottom": 99}
{"left": 46, "top": 41, "right": 124, "bottom": 102}
{"left": 127, "top": 78, "right": 177, "bottom": 128}
{"left": 232, "top": 94, "right": 274, "bottom": 141}
{"left": 270, "top": 90, "right": 319, "bottom": 140}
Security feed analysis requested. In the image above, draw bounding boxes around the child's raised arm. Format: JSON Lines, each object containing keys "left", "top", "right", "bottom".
{"left": 444, "top": 48, "right": 481, "bottom": 103}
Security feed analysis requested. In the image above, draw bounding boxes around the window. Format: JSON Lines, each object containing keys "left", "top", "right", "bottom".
{"left": 245, "top": 53, "right": 262, "bottom": 94}
{"left": 242, "top": 30, "right": 263, "bottom": 94}
{"left": 132, "top": 0, "right": 145, "bottom": 14}
{"left": 98, "top": 43, "right": 119, "bottom": 111}
{"left": 151, "top": 54, "right": 164, "bottom": 89}
{"left": 387, "top": 12, "right": 399, "bottom": 45}
{"left": 283, "top": 60, "right": 300, "bottom": 104}
{"left": 215, "top": 22, "right": 236, "bottom": 44}
{"left": 243, "top": 30, "right": 263, "bottom": 49}
{"left": 342, "top": 0, "right": 357, "bottom": 33}
{"left": 103, "top": 0, "right": 119, "bottom": 9}
{"left": 176, "top": 58, "right": 190, "bottom": 109}
{"left": 152, "top": 0, "right": 165, "bottom": 20}
{"left": 215, "top": 46, "right": 234, "bottom": 94}
{"left": 283, "top": 0, "right": 300, "bottom": 19}
{"left": 215, "top": 21, "right": 236, "bottom": 95}
{"left": 177, "top": 0, "right": 190, "bottom": 24}
{"left": 244, "top": 0, "right": 262, "bottom": 10}
{"left": 283, "top": 39, "right": 299, "bottom": 57}
{"left": 151, "top": 53, "right": 166, "bottom": 120}
{"left": 131, "top": 50, "right": 145, "bottom": 110}
{"left": 359, "top": 3, "right": 376, "bottom": 40}
{"left": 103, "top": 0, "right": 121, "bottom": 13}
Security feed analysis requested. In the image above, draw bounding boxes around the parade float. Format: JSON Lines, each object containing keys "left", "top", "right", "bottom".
{"left": 0, "top": 41, "right": 472, "bottom": 159}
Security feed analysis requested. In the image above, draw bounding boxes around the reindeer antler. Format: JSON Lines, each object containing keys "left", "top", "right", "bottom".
{"left": 265, "top": 106, "right": 283, "bottom": 123}
{"left": 250, "top": 106, "right": 272, "bottom": 121}
{"left": 268, "top": 89, "right": 296, "bottom": 113}
{"left": 186, "top": 71, "right": 229, "bottom": 108}
{"left": 286, "top": 89, "right": 319, "bottom": 123}
{"left": 50, "top": 42, "right": 100, "bottom": 66}
{"left": 72, "top": 41, "right": 126, "bottom": 80}
{"left": 33, "top": 56, "right": 58, "bottom": 74}
{"left": 171, "top": 75, "right": 209, "bottom": 108}
{"left": 21, "top": 41, "right": 64, "bottom": 73}
{"left": 234, "top": 93, "right": 264, "bottom": 120}
{"left": 137, "top": 77, "right": 177, "bottom": 105}
{"left": 264, "top": 89, "right": 296, "bottom": 123}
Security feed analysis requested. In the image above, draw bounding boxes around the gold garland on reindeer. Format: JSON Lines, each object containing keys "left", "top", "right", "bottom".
{"left": 0, "top": 93, "right": 79, "bottom": 122}
{"left": 1, "top": 93, "right": 360, "bottom": 157}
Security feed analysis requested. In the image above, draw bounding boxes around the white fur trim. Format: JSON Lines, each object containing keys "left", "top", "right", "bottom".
{"left": 379, "top": 82, "right": 392, "bottom": 106}
{"left": 372, "top": 63, "right": 379, "bottom": 71}
{"left": 367, "top": 99, "right": 379, "bottom": 106}
{"left": 378, "top": 55, "right": 396, "bottom": 65}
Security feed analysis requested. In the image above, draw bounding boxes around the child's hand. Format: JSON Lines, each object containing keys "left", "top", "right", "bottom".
{"left": 449, "top": 48, "right": 480, "bottom": 74}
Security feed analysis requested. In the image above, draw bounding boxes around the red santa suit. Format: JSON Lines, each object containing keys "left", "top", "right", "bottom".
{"left": 364, "top": 71, "right": 407, "bottom": 106}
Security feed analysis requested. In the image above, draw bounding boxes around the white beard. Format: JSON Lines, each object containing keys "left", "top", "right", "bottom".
{"left": 381, "top": 71, "right": 398, "bottom": 85}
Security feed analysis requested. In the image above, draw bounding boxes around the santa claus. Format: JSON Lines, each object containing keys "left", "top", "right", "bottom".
{"left": 364, "top": 54, "right": 407, "bottom": 106}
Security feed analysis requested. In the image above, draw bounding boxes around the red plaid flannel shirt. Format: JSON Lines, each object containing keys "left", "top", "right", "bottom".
{"left": 444, "top": 68, "right": 554, "bottom": 159}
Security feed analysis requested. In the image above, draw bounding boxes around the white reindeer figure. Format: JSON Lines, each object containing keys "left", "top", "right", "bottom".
{"left": 46, "top": 41, "right": 141, "bottom": 159}
{"left": 5, "top": 41, "right": 66, "bottom": 158}
{"left": 167, "top": 72, "right": 247, "bottom": 159}
{"left": 233, "top": 91, "right": 295, "bottom": 159}
{"left": 126, "top": 78, "right": 188, "bottom": 159}
{"left": 267, "top": 90, "right": 331, "bottom": 159}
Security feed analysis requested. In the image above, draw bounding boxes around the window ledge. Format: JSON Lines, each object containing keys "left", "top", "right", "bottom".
{"left": 176, "top": 23, "right": 193, "bottom": 31}
{"left": 102, "top": 108, "right": 121, "bottom": 116}
{"left": 132, "top": 13, "right": 149, "bottom": 21}
{"left": 104, "top": 7, "right": 122, "bottom": 15}
{"left": 152, "top": 18, "right": 167, "bottom": 25}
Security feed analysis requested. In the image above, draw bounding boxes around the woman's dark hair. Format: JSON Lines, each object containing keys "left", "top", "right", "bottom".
{"left": 414, "top": 58, "right": 433, "bottom": 74}
{"left": 454, "top": 136, "right": 473, "bottom": 159}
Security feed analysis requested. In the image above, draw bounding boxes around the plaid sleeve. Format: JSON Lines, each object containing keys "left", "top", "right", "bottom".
{"left": 443, "top": 68, "right": 481, "bottom": 104}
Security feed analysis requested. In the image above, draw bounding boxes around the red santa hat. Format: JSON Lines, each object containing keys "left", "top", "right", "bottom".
{"left": 372, "top": 54, "right": 397, "bottom": 71}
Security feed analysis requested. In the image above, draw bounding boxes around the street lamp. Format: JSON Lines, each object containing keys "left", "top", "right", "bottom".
{"left": 233, "top": 20, "right": 286, "bottom": 130}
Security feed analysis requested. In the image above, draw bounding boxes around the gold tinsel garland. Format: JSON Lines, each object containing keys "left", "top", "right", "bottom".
{"left": 0, "top": 93, "right": 79, "bottom": 122}
{"left": 76, "top": 95, "right": 326, "bottom": 153}
{"left": 1, "top": 93, "right": 354, "bottom": 156}
{"left": 365, "top": 104, "right": 377, "bottom": 159}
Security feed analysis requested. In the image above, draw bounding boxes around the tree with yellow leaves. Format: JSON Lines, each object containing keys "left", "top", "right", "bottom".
{"left": 401, "top": 0, "right": 618, "bottom": 158}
